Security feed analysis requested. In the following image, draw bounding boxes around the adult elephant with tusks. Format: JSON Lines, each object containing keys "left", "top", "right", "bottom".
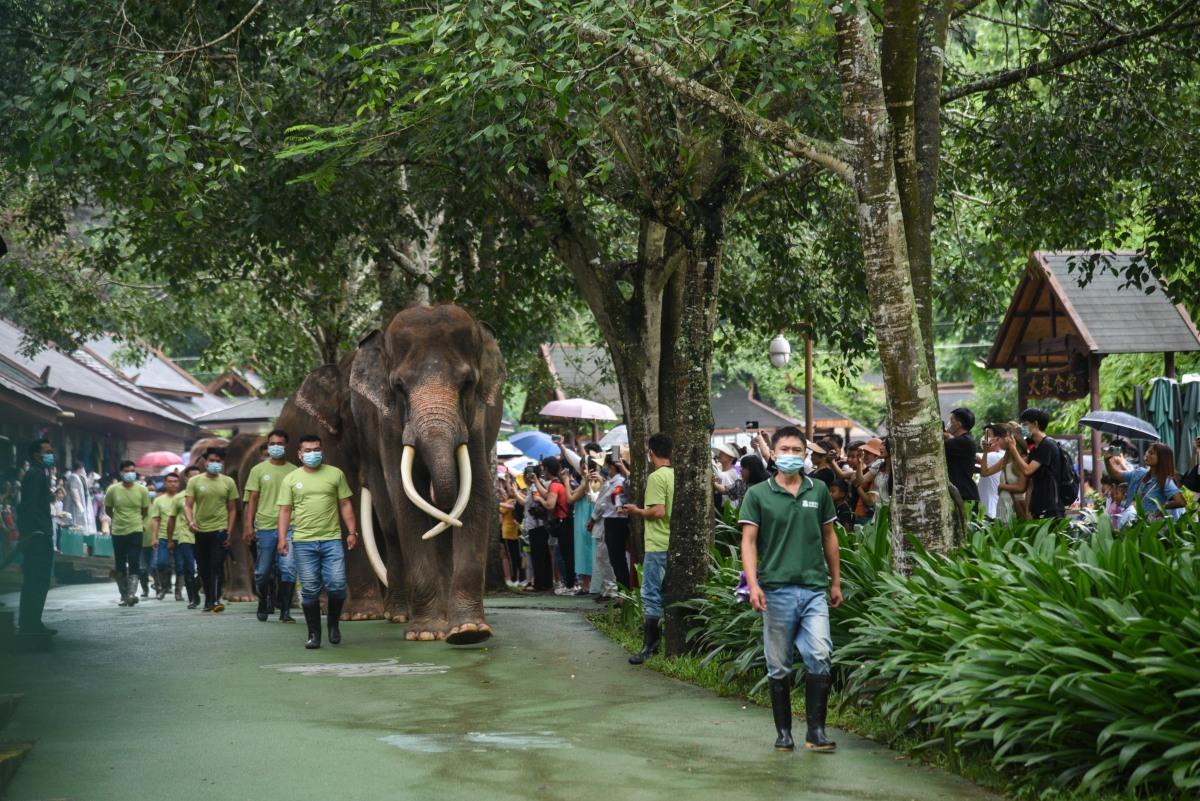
{"left": 275, "top": 304, "right": 505, "bottom": 644}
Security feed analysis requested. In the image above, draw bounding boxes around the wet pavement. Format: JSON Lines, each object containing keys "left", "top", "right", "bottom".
{"left": 1, "top": 584, "right": 998, "bottom": 801}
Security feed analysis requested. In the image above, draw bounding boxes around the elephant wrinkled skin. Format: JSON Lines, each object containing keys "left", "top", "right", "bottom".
{"left": 272, "top": 305, "right": 505, "bottom": 644}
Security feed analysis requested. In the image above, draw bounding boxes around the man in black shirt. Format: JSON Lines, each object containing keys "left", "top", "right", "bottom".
{"left": 16, "top": 439, "right": 57, "bottom": 636}
{"left": 1007, "top": 408, "right": 1063, "bottom": 519}
{"left": 943, "top": 407, "right": 981, "bottom": 505}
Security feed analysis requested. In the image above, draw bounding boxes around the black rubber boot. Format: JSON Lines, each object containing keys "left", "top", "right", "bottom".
{"left": 174, "top": 573, "right": 184, "bottom": 601}
{"left": 115, "top": 571, "right": 130, "bottom": 606}
{"left": 186, "top": 576, "right": 200, "bottom": 609}
{"left": 628, "top": 617, "right": 661, "bottom": 665}
{"left": 266, "top": 578, "right": 276, "bottom": 615}
{"left": 804, "top": 673, "right": 837, "bottom": 752}
{"left": 303, "top": 603, "right": 322, "bottom": 649}
{"left": 255, "top": 581, "right": 271, "bottom": 622}
{"left": 139, "top": 572, "right": 149, "bottom": 598}
{"left": 327, "top": 596, "right": 345, "bottom": 645}
{"left": 156, "top": 570, "right": 170, "bottom": 600}
{"left": 127, "top": 575, "right": 141, "bottom": 606}
{"left": 768, "top": 676, "right": 795, "bottom": 750}
{"left": 278, "top": 582, "right": 296, "bottom": 623}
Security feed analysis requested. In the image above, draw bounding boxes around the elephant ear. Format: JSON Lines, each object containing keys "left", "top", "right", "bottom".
{"left": 290, "top": 364, "right": 342, "bottom": 437}
{"left": 476, "top": 322, "right": 506, "bottom": 409}
{"left": 350, "top": 329, "right": 397, "bottom": 420}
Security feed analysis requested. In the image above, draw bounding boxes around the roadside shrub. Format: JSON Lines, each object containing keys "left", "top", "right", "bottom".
{"left": 842, "top": 516, "right": 1200, "bottom": 795}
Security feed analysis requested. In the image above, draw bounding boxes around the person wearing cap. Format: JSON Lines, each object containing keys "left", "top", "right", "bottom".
{"left": 712, "top": 442, "right": 741, "bottom": 506}
{"left": 854, "top": 437, "right": 886, "bottom": 523}
{"left": 944, "top": 407, "right": 981, "bottom": 506}
{"left": 739, "top": 426, "right": 840, "bottom": 752}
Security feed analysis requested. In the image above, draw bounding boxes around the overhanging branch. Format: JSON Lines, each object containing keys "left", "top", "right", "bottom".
{"left": 567, "top": 18, "right": 855, "bottom": 185}
{"left": 942, "top": 1, "right": 1200, "bottom": 102}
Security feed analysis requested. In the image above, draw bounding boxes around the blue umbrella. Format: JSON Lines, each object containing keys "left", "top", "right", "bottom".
{"left": 509, "top": 431, "right": 559, "bottom": 461}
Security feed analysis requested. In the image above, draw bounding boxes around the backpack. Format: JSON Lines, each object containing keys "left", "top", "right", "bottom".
{"left": 1050, "top": 439, "right": 1079, "bottom": 506}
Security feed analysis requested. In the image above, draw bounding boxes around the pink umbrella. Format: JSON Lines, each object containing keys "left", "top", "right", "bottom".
{"left": 136, "top": 451, "right": 183, "bottom": 468}
{"left": 539, "top": 398, "right": 618, "bottom": 421}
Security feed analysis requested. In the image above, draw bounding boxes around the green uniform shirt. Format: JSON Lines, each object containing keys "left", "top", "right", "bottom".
{"left": 104, "top": 482, "right": 150, "bottom": 537}
{"left": 642, "top": 466, "right": 675, "bottom": 553}
{"left": 151, "top": 493, "right": 186, "bottom": 542}
{"left": 277, "top": 465, "right": 352, "bottom": 542}
{"left": 185, "top": 473, "right": 238, "bottom": 533}
{"left": 738, "top": 476, "right": 836, "bottom": 589}
{"left": 243, "top": 460, "right": 299, "bottom": 531}
{"left": 142, "top": 504, "right": 155, "bottom": 547}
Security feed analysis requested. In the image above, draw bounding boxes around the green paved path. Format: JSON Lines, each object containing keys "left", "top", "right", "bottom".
{"left": 1, "top": 584, "right": 997, "bottom": 801}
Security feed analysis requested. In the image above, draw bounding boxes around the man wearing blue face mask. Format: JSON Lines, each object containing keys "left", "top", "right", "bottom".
{"left": 242, "top": 429, "right": 299, "bottom": 623}
{"left": 277, "top": 433, "right": 358, "bottom": 649}
{"left": 184, "top": 447, "right": 238, "bottom": 612}
{"left": 104, "top": 460, "right": 151, "bottom": 607}
{"left": 16, "top": 439, "right": 57, "bottom": 635}
{"left": 739, "top": 426, "right": 841, "bottom": 753}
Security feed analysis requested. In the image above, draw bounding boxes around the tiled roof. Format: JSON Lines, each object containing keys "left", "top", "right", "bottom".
{"left": 1040, "top": 252, "right": 1200, "bottom": 354}
{"left": 193, "top": 396, "right": 286, "bottom": 425}
{"left": 0, "top": 368, "right": 62, "bottom": 413}
{"left": 84, "top": 336, "right": 206, "bottom": 396}
{"left": 712, "top": 380, "right": 797, "bottom": 431}
{"left": 0, "top": 318, "right": 194, "bottom": 427}
{"left": 989, "top": 251, "right": 1200, "bottom": 368}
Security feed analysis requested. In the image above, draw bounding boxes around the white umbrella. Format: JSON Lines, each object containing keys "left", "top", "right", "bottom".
{"left": 158, "top": 464, "right": 187, "bottom": 475}
{"left": 539, "top": 397, "right": 618, "bottom": 421}
{"left": 495, "top": 440, "right": 522, "bottom": 457}
{"left": 599, "top": 424, "right": 628, "bottom": 448}
{"left": 504, "top": 456, "right": 537, "bottom": 473}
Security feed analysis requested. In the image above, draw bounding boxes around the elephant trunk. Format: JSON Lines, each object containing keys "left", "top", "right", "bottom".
{"left": 402, "top": 382, "right": 473, "bottom": 539}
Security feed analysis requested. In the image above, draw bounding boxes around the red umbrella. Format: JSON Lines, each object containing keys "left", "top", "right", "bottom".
{"left": 136, "top": 451, "right": 184, "bottom": 468}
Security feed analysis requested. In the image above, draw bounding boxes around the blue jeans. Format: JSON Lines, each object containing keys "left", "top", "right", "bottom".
{"left": 174, "top": 542, "right": 196, "bottom": 578}
{"left": 762, "top": 586, "right": 833, "bottom": 680}
{"left": 640, "top": 551, "right": 668, "bottom": 619}
{"left": 293, "top": 539, "right": 347, "bottom": 605}
{"left": 154, "top": 539, "right": 173, "bottom": 572}
{"left": 255, "top": 529, "right": 296, "bottom": 584}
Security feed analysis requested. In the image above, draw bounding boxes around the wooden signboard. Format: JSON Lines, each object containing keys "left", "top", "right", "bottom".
{"left": 1020, "top": 355, "right": 1090, "bottom": 401}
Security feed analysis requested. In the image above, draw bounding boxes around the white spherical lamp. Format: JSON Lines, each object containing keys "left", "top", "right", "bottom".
{"left": 768, "top": 334, "right": 791, "bottom": 368}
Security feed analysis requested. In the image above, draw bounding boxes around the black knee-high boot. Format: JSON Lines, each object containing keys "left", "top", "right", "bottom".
{"left": 768, "top": 676, "right": 795, "bottom": 750}
{"left": 303, "top": 603, "right": 322, "bottom": 649}
{"left": 804, "top": 673, "right": 836, "bottom": 752}
{"left": 256, "top": 580, "right": 272, "bottom": 621}
{"left": 277, "top": 581, "right": 296, "bottom": 623}
{"left": 628, "top": 617, "right": 661, "bottom": 665}
{"left": 327, "top": 596, "right": 344, "bottom": 645}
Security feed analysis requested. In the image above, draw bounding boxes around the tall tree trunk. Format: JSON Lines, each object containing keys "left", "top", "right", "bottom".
{"left": 910, "top": 0, "right": 953, "bottom": 383}
{"left": 661, "top": 244, "right": 722, "bottom": 655}
{"left": 835, "top": 7, "right": 951, "bottom": 571}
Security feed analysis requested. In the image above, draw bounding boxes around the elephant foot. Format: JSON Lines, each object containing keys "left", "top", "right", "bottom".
{"left": 384, "top": 597, "right": 409, "bottom": 624}
{"left": 404, "top": 618, "right": 448, "bottom": 641}
{"left": 446, "top": 621, "right": 491, "bottom": 645}
{"left": 224, "top": 592, "right": 256, "bottom": 603}
{"left": 345, "top": 595, "right": 386, "bottom": 621}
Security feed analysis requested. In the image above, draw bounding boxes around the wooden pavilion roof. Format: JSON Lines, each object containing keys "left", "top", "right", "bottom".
{"left": 986, "top": 251, "right": 1200, "bottom": 369}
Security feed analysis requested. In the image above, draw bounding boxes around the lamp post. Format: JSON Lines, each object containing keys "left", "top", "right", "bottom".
{"left": 769, "top": 332, "right": 814, "bottom": 441}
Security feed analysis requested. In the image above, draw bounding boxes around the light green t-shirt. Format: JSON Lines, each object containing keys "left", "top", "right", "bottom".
{"left": 185, "top": 473, "right": 238, "bottom": 533}
{"left": 643, "top": 466, "right": 675, "bottom": 553}
{"left": 104, "top": 482, "right": 150, "bottom": 537}
{"left": 243, "top": 460, "right": 299, "bottom": 531}
{"left": 277, "top": 465, "right": 352, "bottom": 542}
{"left": 150, "top": 492, "right": 186, "bottom": 543}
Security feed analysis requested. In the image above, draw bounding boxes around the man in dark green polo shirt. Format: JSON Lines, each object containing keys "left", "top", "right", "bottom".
{"left": 739, "top": 426, "right": 841, "bottom": 753}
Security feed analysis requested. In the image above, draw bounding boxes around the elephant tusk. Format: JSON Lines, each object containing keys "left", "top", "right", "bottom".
{"left": 360, "top": 487, "right": 388, "bottom": 588}
{"left": 400, "top": 446, "right": 463, "bottom": 529}
{"left": 422, "top": 444, "right": 474, "bottom": 540}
